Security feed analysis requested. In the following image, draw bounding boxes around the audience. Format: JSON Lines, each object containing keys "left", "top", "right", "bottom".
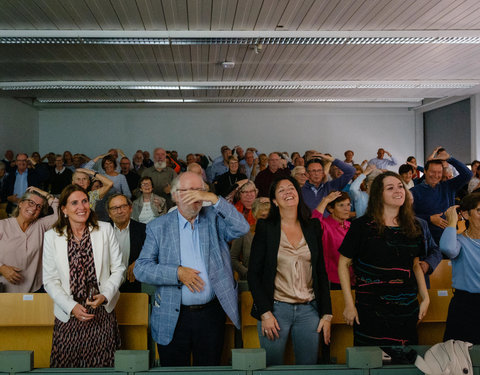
{"left": 0, "top": 143, "right": 473, "bottom": 367}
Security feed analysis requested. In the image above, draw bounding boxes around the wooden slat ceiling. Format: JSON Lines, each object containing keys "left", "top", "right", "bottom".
{"left": 0, "top": 0, "right": 480, "bottom": 105}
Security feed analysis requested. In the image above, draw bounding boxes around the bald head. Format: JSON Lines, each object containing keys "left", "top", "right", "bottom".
{"left": 187, "top": 162, "right": 203, "bottom": 176}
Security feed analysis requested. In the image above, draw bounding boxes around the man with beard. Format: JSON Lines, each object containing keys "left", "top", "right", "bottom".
{"left": 141, "top": 148, "right": 177, "bottom": 206}
{"left": 134, "top": 172, "right": 249, "bottom": 366}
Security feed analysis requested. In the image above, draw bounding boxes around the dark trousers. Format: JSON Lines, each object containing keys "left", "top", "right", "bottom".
{"left": 157, "top": 299, "right": 226, "bottom": 366}
{"left": 444, "top": 289, "right": 480, "bottom": 344}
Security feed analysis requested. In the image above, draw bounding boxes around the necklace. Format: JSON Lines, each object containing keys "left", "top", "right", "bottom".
{"left": 464, "top": 230, "right": 480, "bottom": 245}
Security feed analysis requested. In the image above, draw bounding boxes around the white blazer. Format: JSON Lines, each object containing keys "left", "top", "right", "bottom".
{"left": 42, "top": 221, "right": 126, "bottom": 322}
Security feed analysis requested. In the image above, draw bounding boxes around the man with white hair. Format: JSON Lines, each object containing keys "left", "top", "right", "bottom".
{"left": 141, "top": 147, "right": 177, "bottom": 199}
{"left": 134, "top": 172, "right": 249, "bottom": 366}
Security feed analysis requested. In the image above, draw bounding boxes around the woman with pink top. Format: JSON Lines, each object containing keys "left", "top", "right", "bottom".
{"left": 312, "top": 191, "right": 352, "bottom": 290}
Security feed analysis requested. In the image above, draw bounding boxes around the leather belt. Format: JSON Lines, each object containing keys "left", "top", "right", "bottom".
{"left": 181, "top": 297, "right": 219, "bottom": 311}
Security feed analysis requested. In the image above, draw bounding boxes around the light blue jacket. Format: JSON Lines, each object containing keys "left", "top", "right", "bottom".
{"left": 134, "top": 197, "right": 249, "bottom": 345}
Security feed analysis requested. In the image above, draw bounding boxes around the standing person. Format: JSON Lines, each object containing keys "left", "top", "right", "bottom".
{"left": 338, "top": 172, "right": 430, "bottom": 346}
{"left": 411, "top": 147, "right": 472, "bottom": 245}
{"left": 0, "top": 187, "right": 58, "bottom": 292}
{"left": 119, "top": 157, "right": 140, "bottom": 196}
{"left": 43, "top": 185, "right": 125, "bottom": 367}
{"left": 107, "top": 193, "right": 146, "bottom": 293}
{"left": 248, "top": 176, "right": 332, "bottom": 365}
{"left": 312, "top": 191, "right": 352, "bottom": 290}
{"left": 134, "top": 172, "right": 249, "bottom": 366}
{"left": 440, "top": 196, "right": 480, "bottom": 344}
{"left": 254, "top": 152, "right": 291, "bottom": 197}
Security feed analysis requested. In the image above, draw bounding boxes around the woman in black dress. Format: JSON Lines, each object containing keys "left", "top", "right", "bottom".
{"left": 338, "top": 171, "right": 429, "bottom": 346}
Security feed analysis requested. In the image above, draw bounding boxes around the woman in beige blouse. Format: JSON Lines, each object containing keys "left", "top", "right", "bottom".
{"left": 0, "top": 186, "right": 58, "bottom": 292}
{"left": 248, "top": 176, "right": 332, "bottom": 365}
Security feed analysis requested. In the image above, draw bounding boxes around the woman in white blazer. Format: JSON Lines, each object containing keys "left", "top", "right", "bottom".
{"left": 43, "top": 184, "right": 125, "bottom": 368}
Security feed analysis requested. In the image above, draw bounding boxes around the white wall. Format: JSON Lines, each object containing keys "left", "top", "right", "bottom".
{"left": 38, "top": 104, "right": 415, "bottom": 165}
{"left": 0, "top": 98, "right": 39, "bottom": 156}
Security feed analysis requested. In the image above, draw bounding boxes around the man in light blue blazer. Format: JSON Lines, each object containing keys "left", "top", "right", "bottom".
{"left": 134, "top": 171, "right": 249, "bottom": 366}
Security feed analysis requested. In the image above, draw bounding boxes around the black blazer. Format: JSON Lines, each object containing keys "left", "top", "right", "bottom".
{"left": 248, "top": 218, "right": 332, "bottom": 320}
{"left": 110, "top": 219, "right": 146, "bottom": 293}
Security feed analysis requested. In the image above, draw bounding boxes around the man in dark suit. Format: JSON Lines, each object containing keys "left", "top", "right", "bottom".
{"left": 107, "top": 193, "right": 146, "bottom": 293}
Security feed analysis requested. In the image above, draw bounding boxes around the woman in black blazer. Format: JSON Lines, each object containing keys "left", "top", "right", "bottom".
{"left": 248, "top": 176, "right": 332, "bottom": 365}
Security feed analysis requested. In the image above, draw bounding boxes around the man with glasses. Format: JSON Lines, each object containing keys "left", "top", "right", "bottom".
{"left": 107, "top": 193, "right": 146, "bottom": 293}
{"left": 302, "top": 154, "right": 355, "bottom": 210}
{"left": 4, "top": 153, "right": 44, "bottom": 214}
{"left": 134, "top": 171, "right": 249, "bottom": 367}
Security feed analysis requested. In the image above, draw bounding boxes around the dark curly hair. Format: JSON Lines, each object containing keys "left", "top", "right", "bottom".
{"left": 101, "top": 154, "right": 117, "bottom": 171}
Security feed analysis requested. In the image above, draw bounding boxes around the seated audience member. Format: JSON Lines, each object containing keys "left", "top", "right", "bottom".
{"left": 186, "top": 162, "right": 209, "bottom": 189}
{"left": 231, "top": 198, "right": 270, "bottom": 280}
{"left": 258, "top": 153, "right": 268, "bottom": 173}
{"left": 206, "top": 145, "right": 232, "bottom": 183}
{"left": 233, "top": 180, "right": 258, "bottom": 226}
{"left": 0, "top": 187, "right": 58, "bottom": 292}
{"left": 141, "top": 148, "right": 177, "bottom": 207}
{"left": 248, "top": 177, "right": 331, "bottom": 365}
{"left": 368, "top": 148, "right": 397, "bottom": 170}
{"left": 86, "top": 154, "right": 131, "bottom": 198}
{"left": 108, "top": 193, "right": 146, "bottom": 293}
{"left": 407, "top": 156, "right": 424, "bottom": 179}
{"left": 344, "top": 150, "right": 355, "bottom": 165}
{"left": 291, "top": 166, "right": 308, "bottom": 188}
{"left": 240, "top": 150, "right": 257, "bottom": 180}
{"left": 5, "top": 153, "right": 47, "bottom": 214}
{"left": 399, "top": 163, "right": 416, "bottom": 189}
{"left": 0, "top": 161, "right": 8, "bottom": 204}
{"left": 132, "top": 151, "right": 146, "bottom": 175}
{"left": 215, "top": 156, "right": 248, "bottom": 198}
{"left": 411, "top": 147, "right": 472, "bottom": 245}
{"left": 72, "top": 168, "right": 113, "bottom": 210}
{"left": 120, "top": 157, "right": 140, "bottom": 195}
{"left": 301, "top": 154, "right": 355, "bottom": 210}
{"left": 293, "top": 156, "right": 305, "bottom": 167}
{"left": 471, "top": 160, "right": 480, "bottom": 176}
{"left": 72, "top": 153, "right": 89, "bottom": 169}
{"left": 131, "top": 176, "right": 167, "bottom": 224}
{"left": 468, "top": 166, "right": 480, "bottom": 193}
{"left": 343, "top": 164, "right": 364, "bottom": 195}
{"left": 186, "top": 153, "right": 197, "bottom": 165}
{"left": 143, "top": 150, "right": 154, "bottom": 168}
{"left": 441, "top": 196, "right": 480, "bottom": 344}
{"left": 48, "top": 154, "right": 73, "bottom": 196}
{"left": 348, "top": 164, "right": 380, "bottom": 218}
{"left": 43, "top": 184, "right": 125, "bottom": 368}
{"left": 62, "top": 150, "right": 75, "bottom": 171}
{"left": 255, "top": 152, "right": 291, "bottom": 197}
{"left": 312, "top": 191, "right": 353, "bottom": 289}
{"left": 2, "top": 149, "right": 15, "bottom": 174}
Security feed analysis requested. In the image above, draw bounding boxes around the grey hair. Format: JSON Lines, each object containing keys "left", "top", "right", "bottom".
{"left": 170, "top": 172, "right": 207, "bottom": 202}
{"left": 12, "top": 190, "right": 47, "bottom": 218}
{"left": 252, "top": 198, "right": 271, "bottom": 218}
{"left": 238, "top": 180, "right": 257, "bottom": 194}
{"left": 106, "top": 193, "right": 133, "bottom": 210}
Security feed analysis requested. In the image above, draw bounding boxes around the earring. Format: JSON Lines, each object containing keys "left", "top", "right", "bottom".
{"left": 64, "top": 213, "right": 68, "bottom": 218}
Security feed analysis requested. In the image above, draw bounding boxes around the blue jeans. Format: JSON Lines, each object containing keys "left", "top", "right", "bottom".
{"left": 257, "top": 300, "right": 320, "bottom": 365}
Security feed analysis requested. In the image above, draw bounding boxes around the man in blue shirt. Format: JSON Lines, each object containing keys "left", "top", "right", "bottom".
{"left": 134, "top": 171, "right": 249, "bottom": 366}
{"left": 301, "top": 154, "right": 355, "bottom": 210}
{"left": 411, "top": 148, "right": 472, "bottom": 248}
{"left": 206, "top": 145, "right": 231, "bottom": 182}
{"left": 368, "top": 148, "right": 398, "bottom": 170}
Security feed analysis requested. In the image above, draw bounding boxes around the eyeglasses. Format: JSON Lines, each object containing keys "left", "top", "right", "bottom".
{"left": 109, "top": 204, "right": 130, "bottom": 212}
{"left": 241, "top": 189, "right": 257, "bottom": 195}
{"left": 140, "top": 183, "right": 152, "bottom": 187}
{"left": 177, "top": 188, "right": 206, "bottom": 192}
{"left": 24, "top": 199, "right": 43, "bottom": 210}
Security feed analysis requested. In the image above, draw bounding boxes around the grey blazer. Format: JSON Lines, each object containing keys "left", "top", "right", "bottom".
{"left": 131, "top": 193, "right": 166, "bottom": 222}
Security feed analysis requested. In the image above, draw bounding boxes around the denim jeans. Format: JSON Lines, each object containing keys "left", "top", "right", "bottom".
{"left": 257, "top": 300, "right": 320, "bottom": 365}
